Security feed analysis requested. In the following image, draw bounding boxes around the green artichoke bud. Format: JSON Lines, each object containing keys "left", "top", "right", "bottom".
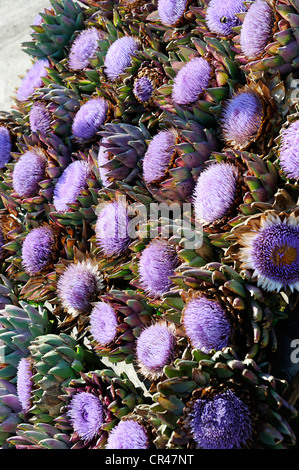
{"left": 7, "top": 422, "right": 71, "bottom": 449}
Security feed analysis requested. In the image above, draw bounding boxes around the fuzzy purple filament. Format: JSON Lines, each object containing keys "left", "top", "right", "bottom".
{"left": 279, "top": 120, "right": 299, "bottom": 180}
{"left": 106, "top": 419, "right": 150, "bottom": 449}
{"left": 12, "top": 150, "right": 47, "bottom": 198}
{"left": 68, "top": 27, "right": 101, "bottom": 71}
{"left": 104, "top": 36, "right": 140, "bottom": 81}
{"left": 68, "top": 392, "right": 104, "bottom": 442}
{"left": 138, "top": 239, "right": 178, "bottom": 297}
{"left": 158, "top": 0, "right": 188, "bottom": 26}
{"left": 72, "top": 97, "right": 109, "bottom": 141}
{"left": 206, "top": 0, "right": 246, "bottom": 36}
{"left": 53, "top": 160, "right": 91, "bottom": 213}
{"left": 97, "top": 137, "right": 111, "bottom": 187}
{"left": 17, "top": 59, "right": 50, "bottom": 102}
{"left": 143, "top": 129, "right": 177, "bottom": 184}
{"left": 133, "top": 76, "right": 154, "bottom": 103}
{"left": 240, "top": 0, "right": 275, "bottom": 60}
{"left": 29, "top": 102, "right": 51, "bottom": 135}
{"left": 193, "top": 162, "right": 238, "bottom": 224}
{"left": 89, "top": 301, "right": 118, "bottom": 346}
{"left": 16, "top": 357, "right": 33, "bottom": 413}
{"left": 21, "top": 225, "right": 56, "bottom": 275}
{"left": 172, "top": 57, "right": 212, "bottom": 105}
{"left": 0, "top": 126, "right": 12, "bottom": 169}
{"left": 190, "top": 389, "right": 253, "bottom": 449}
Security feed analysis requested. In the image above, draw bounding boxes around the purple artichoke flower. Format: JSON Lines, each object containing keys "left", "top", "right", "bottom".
{"left": 21, "top": 225, "right": 56, "bottom": 275}
{"left": 133, "top": 76, "right": 154, "bottom": 104}
{"left": 17, "top": 59, "right": 50, "bottom": 102}
{"left": 190, "top": 389, "right": 253, "bottom": 449}
{"left": 0, "top": 126, "right": 12, "bottom": 169}
{"left": 206, "top": 0, "right": 246, "bottom": 36}
{"left": 53, "top": 160, "right": 91, "bottom": 213}
{"left": 104, "top": 36, "right": 140, "bottom": 81}
{"left": 29, "top": 102, "right": 51, "bottom": 135}
{"left": 279, "top": 120, "right": 299, "bottom": 181}
{"left": 16, "top": 357, "right": 33, "bottom": 413}
{"left": 239, "top": 213, "right": 299, "bottom": 292}
{"left": 182, "top": 295, "right": 232, "bottom": 353}
{"left": 106, "top": 419, "right": 150, "bottom": 449}
{"left": 143, "top": 129, "right": 177, "bottom": 184}
{"left": 220, "top": 91, "right": 263, "bottom": 149}
{"left": 172, "top": 57, "right": 212, "bottom": 105}
{"left": 89, "top": 301, "right": 118, "bottom": 346}
{"left": 136, "top": 322, "right": 177, "bottom": 379}
{"left": 97, "top": 137, "right": 111, "bottom": 187}
{"left": 12, "top": 149, "right": 47, "bottom": 198}
{"left": 138, "top": 239, "right": 179, "bottom": 297}
{"left": 192, "top": 162, "right": 238, "bottom": 224}
{"left": 67, "top": 391, "right": 104, "bottom": 442}
{"left": 72, "top": 97, "right": 109, "bottom": 141}
{"left": 57, "top": 260, "right": 103, "bottom": 315}
{"left": 95, "top": 200, "right": 131, "bottom": 258}
{"left": 68, "top": 27, "right": 101, "bottom": 71}
{"left": 240, "top": 0, "right": 275, "bottom": 60}
{"left": 158, "top": 0, "right": 188, "bottom": 26}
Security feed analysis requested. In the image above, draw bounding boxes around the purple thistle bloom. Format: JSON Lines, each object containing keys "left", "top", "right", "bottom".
{"left": 97, "top": 137, "right": 111, "bottom": 187}
{"left": 72, "top": 97, "right": 109, "bottom": 141}
{"left": 206, "top": 0, "right": 246, "bottom": 36}
{"left": 143, "top": 129, "right": 177, "bottom": 184}
{"left": 16, "top": 357, "right": 33, "bottom": 413}
{"left": 89, "top": 301, "right": 118, "bottom": 346}
{"left": 240, "top": 0, "right": 275, "bottom": 60}
{"left": 133, "top": 76, "right": 154, "bottom": 103}
{"left": 220, "top": 91, "right": 263, "bottom": 149}
{"left": 21, "top": 225, "right": 56, "bottom": 275}
{"left": 95, "top": 200, "right": 131, "bottom": 258}
{"left": 138, "top": 239, "right": 179, "bottom": 297}
{"left": 279, "top": 120, "right": 299, "bottom": 181}
{"left": 68, "top": 27, "right": 101, "bottom": 71}
{"left": 190, "top": 389, "right": 253, "bottom": 449}
{"left": 158, "top": 0, "right": 188, "bottom": 26}
{"left": 53, "top": 160, "right": 91, "bottom": 213}
{"left": 239, "top": 213, "right": 299, "bottom": 292}
{"left": 106, "top": 419, "right": 150, "bottom": 449}
{"left": 57, "top": 260, "right": 103, "bottom": 315}
{"left": 12, "top": 150, "right": 47, "bottom": 198}
{"left": 136, "top": 322, "right": 177, "bottom": 379}
{"left": 0, "top": 126, "right": 12, "bottom": 169}
{"left": 182, "top": 295, "right": 232, "bottom": 353}
{"left": 17, "top": 59, "right": 50, "bottom": 102}
{"left": 68, "top": 391, "right": 104, "bottom": 442}
{"left": 29, "top": 102, "right": 51, "bottom": 135}
{"left": 193, "top": 162, "right": 238, "bottom": 224}
{"left": 104, "top": 36, "right": 140, "bottom": 81}
{"left": 172, "top": 57, "right": 212, "bottom": 105}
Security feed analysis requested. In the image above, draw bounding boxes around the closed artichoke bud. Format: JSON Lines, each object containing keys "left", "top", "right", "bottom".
{"left": 0, "top": 380, "right": 22, "bottom": 447}
{"left": 7, "top": 422, "right": 71, "bottom": 449}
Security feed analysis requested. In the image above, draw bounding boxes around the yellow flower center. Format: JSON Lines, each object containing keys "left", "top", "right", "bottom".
{"left": 271, "top": 245, "right": 297, "bottom": 266}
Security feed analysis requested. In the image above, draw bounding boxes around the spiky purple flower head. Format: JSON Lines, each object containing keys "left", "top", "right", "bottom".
{"left": 193, "top": 162, "right": 239, "bottom": 224}
{"left": 16, "top": 357, "right": 33, "bottom": 413}
{"left": 68, "top": 392, "right": 104, "bottom": 442}
{"left": 138, "top": 239, "right": 179, "bottom": 297}
{"left": 172, "top": 57, "right": 212, "bottom": 105}
{"left": 106, "top": 419, "right": 150, "bottom": 449}
{"left": 68, "top": 27, "right": 101, "bottom": 71}
{"left": 240, "top": 0, "right": 275, "bottom": 60}
{"left": 21, "top": 225, "right": 56, "bottom": 275}
{"left": 136, "top": 322, "right": 177, "bottom": 379}
{"left": 72, "top": 97, "right": 109, "bottom": 141}
{"left": 182, "top": 295, "right": 232, "bottom": 353}
{"left": 158, "top": 0, "right": 188, "bottom": 26}
{"left": 206, "top": 0, "right": 246, "bottom": 36}
{"left": 57, "top": 260, "right": 103, "bottom": 315}
{"left": 12, "top": 149, "right": 47, "bottom": 198}
{"left": 97, "top": 137, "right": 111, "bottom": 187}
{"left": 104, "top": 36, "right": 140, "bottom": 81}
{"left": 220, "top": 91, "right": 264, "bottom": 149}
{"left": 95, "top": 200, "right": 131, "bottom": 258}
{"left": 17, "top": 59, "right": 50, "bottom": 102}
{"left": 29, "top": 102, "right": 51, "bottom": 135}
{"left": 53, "top": 160, "right": 91, "bottom": 213}
{"left": 89, "top": 301, "right": 118, "bottom": 346}
{"left": 0, "top": 126, "right": 12, "bottom": 169}
{"left": 143, "top": 129, "right": 177, "bottom": 184}
{"left": 133, "top": 76, "right": 154, "bottom": 103}
{"left": 190, "top": 388, "right": 253, "bottom": 449}
{"left": 239, "top": 213, "right": 299, "bottom": 292}
{"left": 279, "top": 120, "right": 299, "bottom": 181}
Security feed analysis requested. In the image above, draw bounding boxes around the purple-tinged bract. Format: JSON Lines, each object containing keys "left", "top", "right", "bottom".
{"left": 16, "top": 357, "right": 33, "bottom": 413}
{"left": 72, "top": 97, "right": 109, "bottom": 141}
{"left": 106, "top": 419, "right": 150, "bottom": 449}
{"left": 206, "top": 0, "right": 246, "bottom": 36}
{"left": 53, "top": 160, "right": 91, "bottom": 213}
{"left": 104, "top": 36, "right": 139, "bottom": 81}
{"left": 21, "top": 225, "right": 56, "bottom": 275}
{"left": 143, "top": 129, "right": 177, "bottom": 184}
{"left": 172, "top": 57, "right": 212, "bottom": 105}
{"left": 68, "top": 27, "right": 101, "bottom": 71}
{"left": 279, "top": 120, "right": 299, "bottom": 181}
{"left": 12, "top": 149, "right": 47, "bottom": 198}
{"left": 158, "top": 0, "right": 188, "bottom": 26}
{"left": 67, "top": 391, "right": 104, "bottom": 442}
{"left": 29, "top": 102, "right": 51, "bottom": 135}
{"left": 17, "top": 59, "right": 50, "bottom": 102}
{"left": 133, "top": 76, "right": 154, "bottom": 103}
{"left": 89, "top": 301, "right": 118, "bottom": 346}
{"left": 0, "top": 126, "right": 12, "bottom": 168}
